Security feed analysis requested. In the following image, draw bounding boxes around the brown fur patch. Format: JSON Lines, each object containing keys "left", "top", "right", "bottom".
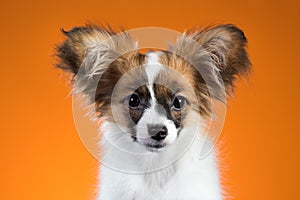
{"left": 95, "top": 51, "right": 146, "bottom": 118}
{"left": 158, "top": 52, "right": 212, "bottom": 118}
{"left": 127, "top": 85, "right": 151, "bottom": 125}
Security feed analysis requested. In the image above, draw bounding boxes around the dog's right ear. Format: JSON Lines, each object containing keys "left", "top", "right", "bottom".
{"left": 56, "top": 25, "right": 142, "bottom": 115}
{"left": 56, "top": 25, "right": 136, "bottom": 78}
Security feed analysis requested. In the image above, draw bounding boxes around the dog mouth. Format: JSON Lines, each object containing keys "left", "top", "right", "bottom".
{"left": 144, "top": 142, "right": 166, "bottom": 152}
{"left": 134, "top": 135, "right": 168, "bottom": 152}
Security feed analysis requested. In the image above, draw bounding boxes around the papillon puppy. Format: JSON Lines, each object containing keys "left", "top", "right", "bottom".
{"left": 56, "top": 24, "right": 250, "bottom": 200}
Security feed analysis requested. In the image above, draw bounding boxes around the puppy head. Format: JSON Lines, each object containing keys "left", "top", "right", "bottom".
{"left": 56, "top": 24, "right": 250, "bottom": 152}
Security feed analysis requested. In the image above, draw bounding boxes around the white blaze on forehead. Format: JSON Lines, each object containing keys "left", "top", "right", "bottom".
{"left": 145, "top": 51, "right": 163, "bottom": 101}
{"left": 145, "top": 51, "right": 163, "bottom": 83}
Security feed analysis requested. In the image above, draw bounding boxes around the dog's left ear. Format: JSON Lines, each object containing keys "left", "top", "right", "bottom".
{"left": 174, "top": 24, "right": 251, "bottom": 95}
{"left": 192, "top": 25, "right": 251, "bottom": 92}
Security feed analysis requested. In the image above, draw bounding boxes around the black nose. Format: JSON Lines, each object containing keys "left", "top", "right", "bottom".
{"left": 148, "top": 125, "right": 168, "bottom": 141}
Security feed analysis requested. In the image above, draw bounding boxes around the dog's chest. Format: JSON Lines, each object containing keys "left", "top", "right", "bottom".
{"left": 125, "top": 167, "right": 181, "bottom": 200}
{"left": 134, "top": 167, "right": 176, "bottom": 198}
{"left": 100, "top": 166, "right": 182, "bottom": 199}
{"left": 99, "top": 155, "right": 222, "bottom": 200}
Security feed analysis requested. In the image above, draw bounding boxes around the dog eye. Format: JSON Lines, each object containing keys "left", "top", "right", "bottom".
{"left": 128, "top": 94, "right": 140, "bottom": 108}
{"left": 172, "top": 96, "right": 186, "bottom": 110}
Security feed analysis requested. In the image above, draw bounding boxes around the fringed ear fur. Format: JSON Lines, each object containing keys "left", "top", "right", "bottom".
{"left": 56, "top": 25, "right": 136, "bottom": 78}
{"left": 188, "top": 24, "right": 251, "bottom": 93}
{"left": 56, "top": 25, "right": 138, "bottom": 94}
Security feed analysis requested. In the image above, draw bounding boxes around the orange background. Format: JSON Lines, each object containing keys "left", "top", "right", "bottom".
{"left": 1, "top": 0, "right": 299, "bottom": 199}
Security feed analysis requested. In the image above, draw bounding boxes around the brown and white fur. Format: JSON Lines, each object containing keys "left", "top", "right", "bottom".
{"left": 56, "top": 24, "right": 250, "bottom": 200}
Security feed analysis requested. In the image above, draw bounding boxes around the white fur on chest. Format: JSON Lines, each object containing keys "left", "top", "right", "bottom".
{"left": 97, "top": 122, "right": 222, "bottom": 200}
